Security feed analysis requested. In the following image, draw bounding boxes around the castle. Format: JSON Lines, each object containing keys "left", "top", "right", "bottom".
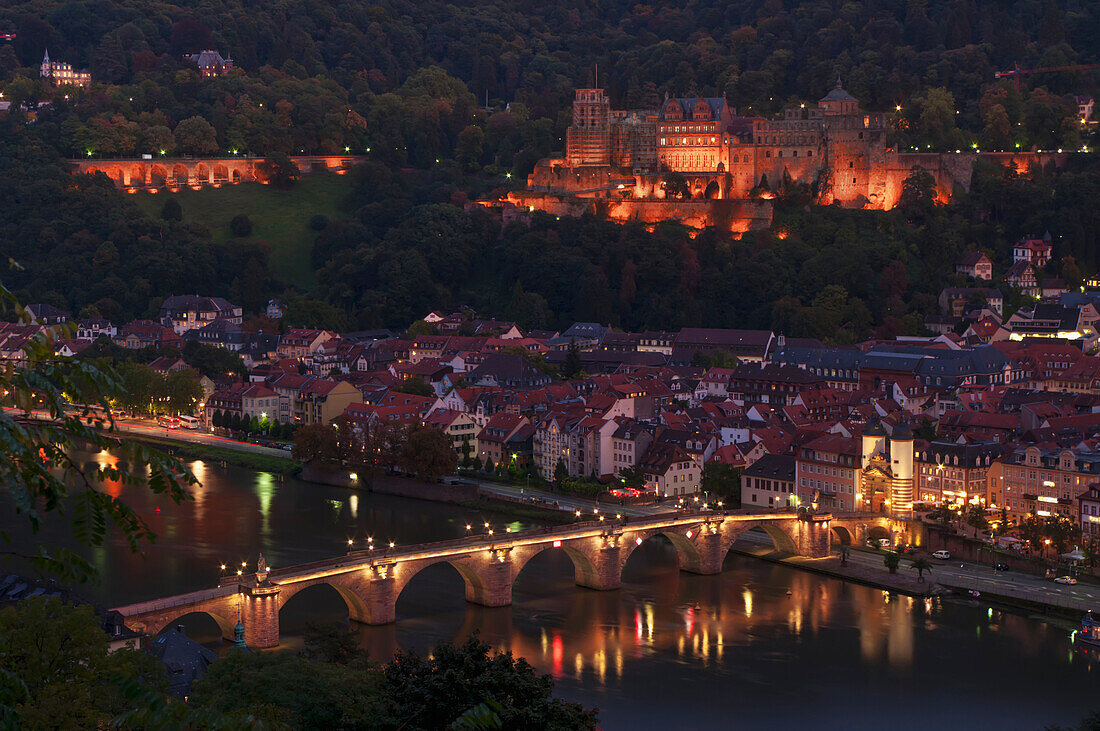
{"left": 40, "top": 50, "right": 91, "bottom": 88}
{"left": 508, "top": 81, "right": 1067, "bottom": 231}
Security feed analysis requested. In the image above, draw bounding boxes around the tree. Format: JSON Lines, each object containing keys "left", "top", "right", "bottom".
{"left": 0, "top": 597, "right": 167, "bottom": 728}
{"left": 292, "top": 423, "right": 340, "bottom": 463}
{"left": 928, "top": 503, "right": 957, "bottom": 527}
{"left": 897, "top": 166, "right": 938, "bottom": 221}
{"left": 174, "top": 116, "right": 218, "bottom": 155}
{"left": 619, "top": 465, "right": 645, "bottom": 489}
{"left": 456, "top": 125, "right": 485, "bottom": 170}
{"left": 562, "top": 340, "right": 582, "bottom": 379}
{"left": 910, "top": 557, "right": 933, "bottom": 583}
{"left": 382, "top": 635, "right": 598, "bottom": 730}
{"left": 141, "top": 125, "right": 176, "bottom": 156}
{"left": 160, "top": 198, "right": 182, "bottom": 222}
{"left": 0, "top": 285, "right": 194, "bottom": 582}
{"left": 883, "top": 551, "right": 901, "bottom": 574}
{"left": 395, "top": 376, "right": 435, "bottom": 397}
{"left": 700, "top": 462, "right": 742, "bottom": 504}
{"left": 230, "top": 214, "right": 253, "bottom": 237}
{"left": 915, "top": 87, "right": 961, "bottom": 150}
{"left": 553, "top": 458, "right": 568, "bottom": 487}
{"left": 965, "top": 504, "right": 990, "bottom": 533}
{"left": 664, "top": 171, "right": 690, "bottom": 199}
{"left": 407, "top": 319, "right": 439, "bottom": 337}
{"left": 691, "top": 349, "right": 738, "bottom": 369}
{"left": 190, "top": 649, "right": 383, "bottom": 728}
{"left": 257, "top": 152, "right": 300, "bottom": 188}
{"left": 399, "top": 424, "right": 458, "bottom": 482}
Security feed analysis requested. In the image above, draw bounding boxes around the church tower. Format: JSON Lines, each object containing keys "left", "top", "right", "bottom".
{"left": 40, "top": 49, "right": 51, "bottom": 79}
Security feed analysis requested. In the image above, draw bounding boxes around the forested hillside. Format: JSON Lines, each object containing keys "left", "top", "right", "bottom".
{"left": 0, "top": 0, "right": 1097, "bottom": 339}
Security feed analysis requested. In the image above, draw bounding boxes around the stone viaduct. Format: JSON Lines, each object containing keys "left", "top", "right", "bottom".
{"left": 113, "top": 510, "right": 900, "bottom": 648}
{"left": 70, "top": 154, "right": 365, "bottom": 192}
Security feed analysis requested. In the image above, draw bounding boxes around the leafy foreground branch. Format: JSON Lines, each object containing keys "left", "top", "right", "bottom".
{"left": 0, "top": 281, "right": 196, "bottom": 582}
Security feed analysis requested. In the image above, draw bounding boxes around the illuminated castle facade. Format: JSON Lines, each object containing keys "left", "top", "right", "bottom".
{"left": 550, "top": 79, "right": 893, "bottom": 207}
{"left": 40, "top": 50, "right": 91, "bottom": 88}
{"left": 506, "top": 81, "right": 1067, "bottom": 231}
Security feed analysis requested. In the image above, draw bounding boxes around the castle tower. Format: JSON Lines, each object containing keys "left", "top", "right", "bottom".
{"left": 40, "top": 49, "right": 50, "bottom": 79}
{"left": 889, "top": 422, "right": 914, "bottom": 518}
{"left": 565, "top": 88, "right": 611, "bottom": 166}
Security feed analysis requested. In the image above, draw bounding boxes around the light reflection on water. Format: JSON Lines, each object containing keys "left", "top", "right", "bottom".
{"left": 7, "top": 454, "right": 1099, "bottom": 728}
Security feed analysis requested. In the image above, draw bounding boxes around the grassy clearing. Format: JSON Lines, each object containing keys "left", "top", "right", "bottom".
{"left": 132, "top": 173, "right": 354, "bottom": 289}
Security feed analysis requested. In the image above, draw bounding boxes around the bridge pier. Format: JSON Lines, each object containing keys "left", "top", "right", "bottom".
{"left": 575, "top": 536, "right": 623, "bottom": 591}
{"left": 686, "top": 526, "right": 727, "bottom": 575}
{"left": 789, "top": 516, "right": 832, "bottom": 558}
{"left": 465, "top": 550, "right": 514, "bottom": 607}
{"left": 242, "top": 584, "right": 281, "bottom": 648}
{"left": 362, "top": 565, "right": 397, "bottom": 625}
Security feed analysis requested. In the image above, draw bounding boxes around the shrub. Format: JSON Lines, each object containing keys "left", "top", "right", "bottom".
{"left": 229, "top": 214, "right": 253, "bottom": 237}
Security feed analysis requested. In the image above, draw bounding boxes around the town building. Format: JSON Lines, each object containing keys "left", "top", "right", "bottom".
{"left": 185, "top": 50, "right": 234, "bottom": 77}
{"left": 159, "top": 295, "right": 242, "bottom": 335}
{"left": 741, "top": 453, "right": 797, "bottom": 509}
{"left": 915, "top": 441, "right": 1002, "bottom": 506}
{"left": 1013, "top": 234, "right": 1053, "bottom": 267}
{"left": 993, "top": 444, "right": 1100, "bottom": 524}
{"left": 40, "top": 50, "right": 90, "bottom": 87}
{"left": 1079, "top": 483, "right": 1100, "bottom": 541}
{"left": 955, "top": 251, "right": 993, "bottom": 280}
{"left": 639, "top": 442, "right": 700, "bottom": 498}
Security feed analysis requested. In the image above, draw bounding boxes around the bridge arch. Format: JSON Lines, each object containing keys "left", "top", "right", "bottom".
{"left": 231, "top": 168, "right": 242, "bottom": 183}
{"left": 393, "top": 556, "right": 488, "bottom": 610}
{"left": 511, "top": 542, "right": 601, "bottom": 590}
{"left": 194, "top": 162, "right": 210, "bottom": 185}
{"left": 106, "top": 166, "right": 124, "bottom": 185}
{"left": 619, "top": 528, "right": 706, "bottom": 575}
{"left": 150, "top": 164, "right": 168, "bottom": 188}
{"left": 278, "top": 580, "right": 373, "bottom": 625}
{"left": 725, "top": 522, "right": 800, "bottom": 557}
{"left": 213, "top": 163, "right": 229, "bottom": 184}
{"left": 150, "top": 609, "right": 235, "bottom": 642}
{"left": 830, "top": 525, "right": 853, "bottom": 546}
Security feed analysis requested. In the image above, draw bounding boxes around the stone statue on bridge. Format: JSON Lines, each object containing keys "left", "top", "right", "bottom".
{"left": 256, "top": 554, "right": 268, "bottom": 583}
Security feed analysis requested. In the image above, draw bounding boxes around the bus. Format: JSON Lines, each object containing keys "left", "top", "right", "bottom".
{"left": 177, "top": 415, "right": 200, "bottom": 430}
{"left": 156, "top": 415, "right": 180, "bottom": 429}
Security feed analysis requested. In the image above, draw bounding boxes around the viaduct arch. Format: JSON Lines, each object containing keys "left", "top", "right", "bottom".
{"left": 71, "top": 155, "right": 365, "bottom": 192}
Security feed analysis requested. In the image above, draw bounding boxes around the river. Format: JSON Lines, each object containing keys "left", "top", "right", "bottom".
{"left": 7, "top": 453, "right": 1098, "bottom": 729}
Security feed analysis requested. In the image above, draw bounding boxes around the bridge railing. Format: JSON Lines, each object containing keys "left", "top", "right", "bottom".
{"left": 266, "top": 510, "right": 805, "bottom": 582}
{"left": 114, "top": 583, "right": 238, "bottom": 615}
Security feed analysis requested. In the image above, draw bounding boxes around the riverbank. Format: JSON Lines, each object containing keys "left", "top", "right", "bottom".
{"left": 730, "top": 544, "right": 937, "bottom": 597}
{"left": 454, "top": 498, "right": 575, "bottom": 525}
{"left": 127, "top": 436, "right": 300, "bottom": 475}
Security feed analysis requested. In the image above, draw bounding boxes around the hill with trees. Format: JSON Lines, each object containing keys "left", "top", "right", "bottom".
{"left": 0, "top": 0, "right": 1097, "bottom": 340}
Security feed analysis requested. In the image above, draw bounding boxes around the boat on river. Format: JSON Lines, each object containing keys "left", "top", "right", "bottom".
{"left": 1075, "top": 611, "right": 1100, "bottom": 648}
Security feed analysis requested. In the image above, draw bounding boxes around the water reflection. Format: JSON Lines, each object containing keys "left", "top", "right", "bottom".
{"left": 7, "top": 453, "right": 1098, "bottom": 728}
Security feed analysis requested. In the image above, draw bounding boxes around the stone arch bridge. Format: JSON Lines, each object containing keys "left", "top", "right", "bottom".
{"left": 113, "top": 510, "right": 899, "bottom": 648}
{"left": 70, "top": 155, "right": 365, "bottom": 192}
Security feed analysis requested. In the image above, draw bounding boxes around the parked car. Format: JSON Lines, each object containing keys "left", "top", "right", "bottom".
{"left": 1054, "top": 576, "right": 1078, "bottom": 585}
{"left": 993, "top": 562, "right": 1010, "bottom": 571}
{"left": 932, "top": 550, "right": 951, "bottom": 560}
